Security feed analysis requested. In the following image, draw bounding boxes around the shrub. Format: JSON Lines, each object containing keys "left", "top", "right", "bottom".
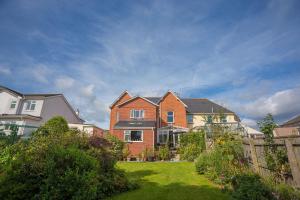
{"left": 122, "top": 144, "right": 131, "bottom": 160}
{"left": 231, "top": 173, "right": 273, "bottom": 200}
{"left": 0, "top": 117, "right": 132, "bottom": 199}
{"left": 179, "top": 131, "right": 205, "bottom": 161}
{"left": 158, "top": 145, "right": 170, "bottom": 161}
{"left": 40, "top": 146, "right": 99, "bottom": 199}
{"left": 105, "top": 134, "right": 124, "bottom": 160}
{"left": 264, "top": 178, "right": 300, "bottom": 200}
{"left": 195, "top": 152, "right": 209, "bottom": 174}
{"left": 275, "top": 184, "right": 300, "bottom": 200}
{"left": 35, "top": 116, "right": 69, "bottom": 136}
{"left": 195, "top": 132, "right": 246, "bottom": 184}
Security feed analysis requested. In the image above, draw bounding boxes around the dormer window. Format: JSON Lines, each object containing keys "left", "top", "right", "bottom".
{"left": 130, "top": 109, "right": 144, "bottom": 119}
{"left": 167, "top": 111, "right": 174, "bottom": 123}
{"left": 10, "top": 100, "right": 17, "bottom": 109}
{"left": 25, "top": 100, "right": 36, "bottom": 111}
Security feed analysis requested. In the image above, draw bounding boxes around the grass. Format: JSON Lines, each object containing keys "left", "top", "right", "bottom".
{"left": 108, "top": 162, "right": 230, "bottom": 200}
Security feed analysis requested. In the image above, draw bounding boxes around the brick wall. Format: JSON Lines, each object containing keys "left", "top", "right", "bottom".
{"left": 160, "top": 92, "right": 187, "bottom": 128}
{"left": 118, "top": 97, "right": 157, "bottom": 121}
{"left": 109, "top": 92, "right": 131, "bottom": 134}
{"left": 113, "top": 129, "right": 155, "bottom": 156}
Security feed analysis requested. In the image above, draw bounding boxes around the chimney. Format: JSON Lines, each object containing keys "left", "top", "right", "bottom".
{"left": 76, "top": 109, "right": 80, "bottom": 116}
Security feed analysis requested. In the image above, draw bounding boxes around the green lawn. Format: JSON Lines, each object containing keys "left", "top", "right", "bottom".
{"left": 108, "top": 162, "right": 230, "bottom": 200}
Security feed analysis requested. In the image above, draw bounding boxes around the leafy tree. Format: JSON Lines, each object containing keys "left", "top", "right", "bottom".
{"left": 105, "top": 134, "right": 124, "bottom": 160}
{"left": 258, "top": 113, "right": 277, "bottom": 143}
{"left": 34, "top": 116, "right": 69, "bottom": 137}
{"left": 258, "top": 114, "right": 290, "bottom": 182}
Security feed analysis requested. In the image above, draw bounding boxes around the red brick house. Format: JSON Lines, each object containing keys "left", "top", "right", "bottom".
{"left": 109, "top": 90, "right": 239, "bottom": 156}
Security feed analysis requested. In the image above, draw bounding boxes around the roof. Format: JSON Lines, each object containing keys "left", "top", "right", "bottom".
{"left": 181, "top": 98, "right": 234, "bottom": 113}
{"left": 110, "top": 90, "right": 131, "bottom": 108}
{"left": 281, "top": 115, "right": 300, "bottom": 127}
{"left": 145, "top": 97, "right": 235, "bottom": 114}
{"left": 0, "top": 85, "right": 61, "bottom": 98}
{"left": 24, "top": 94, "right": 61, "bottom": 98}
{"left": 114, "top": 120, "right": 156, "bottom": 129}
{"left": 117, "top": 96, "right": 158, "bottom": 107}
{"left": 0, "top": 85, "right": 23, "bottom": 96}
{"left": 0, "top": 114, "right": 42, "bottom": 121}
{"left": 0, "top": 85, "right": 84, "bottom": 123}
{"left": 274, "top": 127, "right": 300, "bottom": 137}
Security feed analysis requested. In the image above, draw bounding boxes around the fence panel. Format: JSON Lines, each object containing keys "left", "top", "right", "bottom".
{"left": 243, "top": 136, "right": 300, "bottom": 188}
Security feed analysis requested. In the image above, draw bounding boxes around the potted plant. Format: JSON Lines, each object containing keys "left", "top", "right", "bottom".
{"left": 147, "top": 148, "right": 155, "bottom": 162}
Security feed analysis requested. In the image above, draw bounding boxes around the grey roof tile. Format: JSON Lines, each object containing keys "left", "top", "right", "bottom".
{"left": 145, "top": 97, "right": 234, "bottom": 114}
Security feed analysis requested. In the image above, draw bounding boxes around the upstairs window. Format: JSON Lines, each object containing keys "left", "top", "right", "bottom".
{"left": 167, "top": 111, "right": 174, "bottom": 123}
{"left": 10, "top": 100, "right": 17, "bottom": 109}
{"left": 220, "top": 115, "right": 227, "bottom": 123}
{"left": 207, "top": 115, "right": 213, "bottom": 123}
{"left": 130, "top": 109, "right": 144, "bottom": 119}
{"left": 187, "top": 115, "right": 193, "bottom": 123}
{"left": 25, "top": 100, "right": 36, "bottom": 111}
{"left": 124, "top": 130, "right": 143, "bottom": 142}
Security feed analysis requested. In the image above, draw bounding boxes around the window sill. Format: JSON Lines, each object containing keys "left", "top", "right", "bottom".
{"left": 125, "top": 141, "right": 143, "bottom": 143}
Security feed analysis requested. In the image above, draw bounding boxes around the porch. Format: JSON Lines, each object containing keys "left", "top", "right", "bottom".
{"left": 157, "top": 125, "right": 189, "bottom": 148}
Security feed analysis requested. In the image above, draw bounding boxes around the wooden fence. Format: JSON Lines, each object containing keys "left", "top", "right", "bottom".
{"left": 243, "top": 136, "right": 300, "bottom": 188}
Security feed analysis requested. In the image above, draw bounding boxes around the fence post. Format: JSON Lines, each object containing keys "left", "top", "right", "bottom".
{"left": 249, "top": 139, "right": 260, "bottom": 174}
{"left": 285, "top": 139, "right": 300, "bottom": 187}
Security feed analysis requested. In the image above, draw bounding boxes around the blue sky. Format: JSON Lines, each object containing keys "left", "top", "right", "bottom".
{"left": 1, "top": 0, "right": 300, "bottom": 129}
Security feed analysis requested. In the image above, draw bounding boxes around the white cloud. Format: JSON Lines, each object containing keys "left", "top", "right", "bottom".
{"left": 1, "top": 0, "right": 300, "bottom": 128}
{"left": 0, "top": 66, "right": 11, "bottom": 75}
{"left": 242, "top": 87, "right": 300, "bottom": 118}
{"left": 55, "top": 76, "right": 75, "bottom": 90}
{"left": 241, "top": 118, "right": 258, "bottom": 128}
{"left": 80, "top": 84, "right": 95, "bottom": 97}
{"left": 31, "top": 64, "right": 52, "bottom": 84}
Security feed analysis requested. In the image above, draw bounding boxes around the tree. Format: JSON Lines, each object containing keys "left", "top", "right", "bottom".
{"left": 257, "top": 114, "right": 290, "bottom": 181}
{"left": 34, "top": 116, "right": 69, "bottom": 137}
{"left": 257, "top": 113, "right": 277, "bottom": 143}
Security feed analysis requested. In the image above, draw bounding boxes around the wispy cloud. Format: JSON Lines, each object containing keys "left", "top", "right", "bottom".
{"left": 0, "top": 0, "right": 300, "bottom": 128}
{"left": 0, "top": 66, "right": 11, "bottom": 75}
{"left": 55, "top": 76, "right": 74, "bottom": 90}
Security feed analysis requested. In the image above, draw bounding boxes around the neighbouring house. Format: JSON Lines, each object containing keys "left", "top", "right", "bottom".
{"left": 69, "top": 123, "right": 105, "bottom": 137}
{"left": 274, "top": 115, "right": 300, "bottom": 137}
{"left": 241, "top": 124, "right": 264, "bottom": 138}
{"left": 0, "top": 85, "right": 84, "bottom": 137}
{"left": 109, "top": 90, "right": 240, "bottom": 156}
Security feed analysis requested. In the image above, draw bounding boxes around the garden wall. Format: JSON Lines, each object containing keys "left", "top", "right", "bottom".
{"left": 243, "top": 136, "right": 300, "bottom": 188}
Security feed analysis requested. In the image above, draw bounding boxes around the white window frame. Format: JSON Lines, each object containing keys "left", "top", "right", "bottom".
{"left": 157, "top": 130, "right": 168, "bottom": 144}
{"left": 167, "top": 111, "right": 174, "bottom": 123}
{"left": 10, "top": 100, "right": 17, "bottom": 109}
{"left": 130, "top": 109, "right": 145, "bottom": 119}
{"left": 124, "top": 130, "right": 143, "bottom": 142}
{"left": 25, "top": 100, "right": 36, "bottom": 111}
{"left": 221, "top": 115, "right": 227, "bottom": 123}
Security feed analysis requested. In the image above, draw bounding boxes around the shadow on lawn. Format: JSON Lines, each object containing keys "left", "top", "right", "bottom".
{"left": 126, "top": 169, "right": 157, "bottom": 180}
{"left": 110, "top": 169, "right": 229, "bottom": 200}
